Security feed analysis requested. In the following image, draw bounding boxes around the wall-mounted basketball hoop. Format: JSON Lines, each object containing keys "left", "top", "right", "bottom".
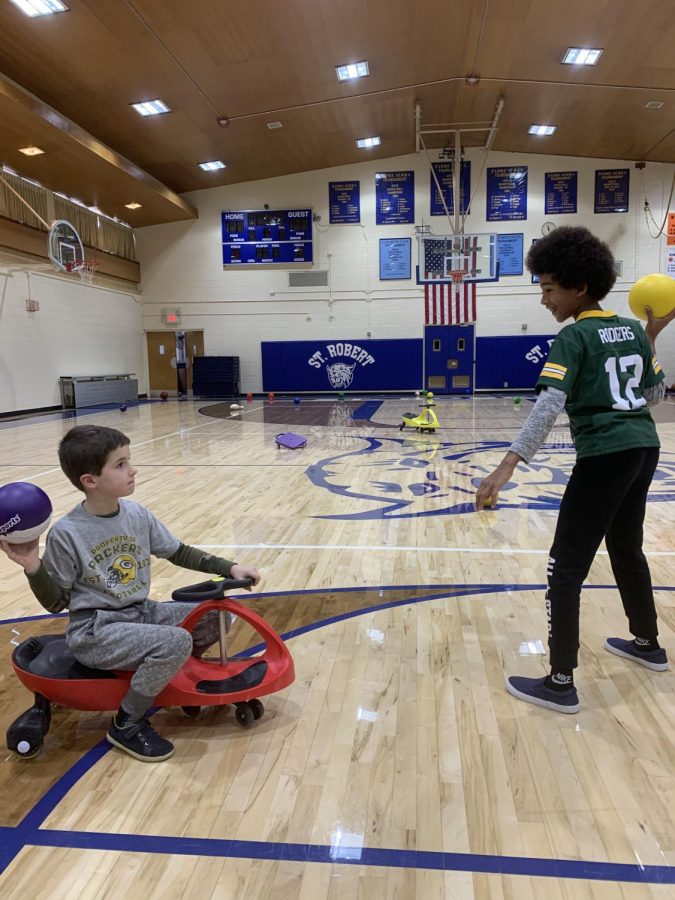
{"left": 65, "top": 259, "right": 99, "bottom": 284}
{"left": 47, "top": 219, "right": 85, "bottom": 273}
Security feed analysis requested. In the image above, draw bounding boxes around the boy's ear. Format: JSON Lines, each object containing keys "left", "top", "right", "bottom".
{"left": 577, "top": 283, "right": 589, "bottom": 297}
{"left": 80, "top": 473, "right": 97, "bottom": 491}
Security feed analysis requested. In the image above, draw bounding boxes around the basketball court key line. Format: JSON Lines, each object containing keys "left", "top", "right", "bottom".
{"left": 195, "top": 542, "right": 675, "bottom": 557}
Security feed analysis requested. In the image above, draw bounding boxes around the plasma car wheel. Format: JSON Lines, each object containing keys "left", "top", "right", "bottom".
{"left": 13, "top": 736, "right": 43, "bottom": 759}
{"left": 235, "top": 704, "right": 255, "bottom": 727}
{"left": 248, "top": 699, "right": 264, "bottom": 720}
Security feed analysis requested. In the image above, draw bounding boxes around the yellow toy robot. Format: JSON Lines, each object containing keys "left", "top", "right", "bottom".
{"left": 399, "top": 391, "right": 440, "bottom": 434}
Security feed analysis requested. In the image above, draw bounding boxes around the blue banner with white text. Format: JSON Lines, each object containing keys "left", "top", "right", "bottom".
{"left": 375, "top": 171, "right": 415, "bottom": 225}
{"left": 329, "top": 181, "right": 360, "bottom": 223}
{"left": 262, "top": 339, "right": 422, "bottom": 392}
{"left": 594, "top": 169, "right": 629, "bottom": 213}
{"left": 486, "top": 166, "right": 528, "bottom": 221}
{"left": 430, "top": 161, "right": 471, "bottom": 216}
{"left": 545, "top": 171, "right": 578, "bottom": 214}
{"left": 476, "top": 335, "right": 556, "bottom": 389}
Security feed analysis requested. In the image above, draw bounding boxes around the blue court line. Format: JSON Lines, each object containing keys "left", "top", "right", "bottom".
{"left": 1, "top": 829, "right": 672, "bottom": 884}
{"left": 5, "top": 580, "right": 674, "bottom": 629}
{"left": 17, "top": 741, "right": 113, "bottom": 831}
{"left": 351, "top": 400, "right": 383, "bottom": 420}
{"left": 2, "top": 582, "right": 675, "bottom": 885}
{"left": 0, "top": 584, "right": 536, "bottom": 627}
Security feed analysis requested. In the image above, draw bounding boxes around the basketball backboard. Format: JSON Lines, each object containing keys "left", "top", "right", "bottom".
{"left": 48, "top": 219, "right": 84, "bottom": 272}
{"left": 416, "top": 233, "right": 499, "bottom": 284}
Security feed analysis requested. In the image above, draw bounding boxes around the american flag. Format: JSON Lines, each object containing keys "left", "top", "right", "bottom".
{"left": 423, "top": 235, "right": 478, "bottom": 325}
{"left": 424, "top": 278, "right": 477, "bottom": 325}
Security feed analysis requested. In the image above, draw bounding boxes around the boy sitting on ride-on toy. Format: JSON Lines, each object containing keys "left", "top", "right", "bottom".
{"left": 0, "top": 425, "right": 260, "bottom": 762}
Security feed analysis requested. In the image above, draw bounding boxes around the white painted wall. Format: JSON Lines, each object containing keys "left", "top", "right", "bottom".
{"left": 0, "top": 265, "right": 144, "bottom": 414}
{"left": 136, "top": 149, "right": 675, "bottom": 393}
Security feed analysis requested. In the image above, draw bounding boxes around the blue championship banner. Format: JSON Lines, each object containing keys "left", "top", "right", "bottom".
{"left": 430, "top": 161, "right": 471, "bottom": 216}
{"left": 262, "top": 339, "right": 422, "bottom": 392}
{"left": 379, "top": 237, "right": 411, "bottom": 280}
{"left": 329, "top": 181, "right": 360, "bottom": 224}
{"left": 375, "top": 171, "right": 415, "bottom": 225}
{"left": 487, "top": 166, "right": 528, "bottom": 221}
{"left": 594, "top": 169, "right": 630, "bottom": 213}
{"left": 545, "top": 171, "right": 578, "bottom": 214}
{"left": 496, "top": 233, "right": 524, "bottom": 276}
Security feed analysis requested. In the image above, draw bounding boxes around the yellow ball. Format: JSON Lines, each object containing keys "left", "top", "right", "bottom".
{"left": 628, "top": 274, "right": 675, "bottom": 321}
{"left": 483, "top": 493, "right": 499, "bottom": 509}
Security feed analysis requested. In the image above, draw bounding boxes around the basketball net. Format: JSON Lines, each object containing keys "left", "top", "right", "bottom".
{"left": 66, "top": 260, "right": 98, "bottom": 284}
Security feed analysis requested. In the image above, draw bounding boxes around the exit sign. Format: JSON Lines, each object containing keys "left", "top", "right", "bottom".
{"left": 162, "top": 308, "right": 181, "bottom": 326}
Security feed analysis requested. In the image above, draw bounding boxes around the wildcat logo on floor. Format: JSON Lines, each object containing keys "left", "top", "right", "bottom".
{"left": 307, "top": 343, "right": 375, "bottom": 389}
{"left": 305, "top": 437, "right": 675, "bottom": 520}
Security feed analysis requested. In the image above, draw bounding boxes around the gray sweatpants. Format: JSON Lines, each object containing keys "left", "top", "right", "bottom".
{"left": 66, "top": 600, "right": 222, "bottom": 717}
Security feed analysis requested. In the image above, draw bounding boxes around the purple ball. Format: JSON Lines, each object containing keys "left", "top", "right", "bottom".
{"left": 0, "top": 482, "right": 53, "bottom": 544}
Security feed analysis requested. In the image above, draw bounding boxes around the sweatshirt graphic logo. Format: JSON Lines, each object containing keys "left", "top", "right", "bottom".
{"left": 106, "top": 554, "right": 137, "bottom": 587}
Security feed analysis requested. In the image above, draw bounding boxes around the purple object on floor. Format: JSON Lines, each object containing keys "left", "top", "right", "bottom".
{"left": 276, "top": 432, "right": 307, "bottom": 449}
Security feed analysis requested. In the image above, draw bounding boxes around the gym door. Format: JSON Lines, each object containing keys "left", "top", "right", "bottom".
{"left": 424, "top": 325, "right": 474, "bottom": 394}
{"left": 146, "top": 331, "right": 204, "bottom": 395}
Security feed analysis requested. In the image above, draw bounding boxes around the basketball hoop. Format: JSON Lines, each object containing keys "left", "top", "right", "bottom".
{"left": 448, "top": 270, "right": 465, "bottom": 286}
{"left": 66, "top": 259, "right": 98, "bottom": 284}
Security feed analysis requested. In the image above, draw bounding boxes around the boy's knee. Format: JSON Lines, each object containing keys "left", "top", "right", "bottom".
{"left": 167, "top": 628, "right": 193, "bottom": 662}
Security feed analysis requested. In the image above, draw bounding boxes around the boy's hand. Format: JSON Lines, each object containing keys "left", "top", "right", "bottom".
{"left": 229, "top": 563, "right": 261, "bottom": 590}
{"left": 475, "top": 453, "right": 520, "bottom": 511}
{"left": 0, "top": 537, "right": 41, "bottom": 575}
{"left": 645, "top": 305, "right": 675, "bottom": 348}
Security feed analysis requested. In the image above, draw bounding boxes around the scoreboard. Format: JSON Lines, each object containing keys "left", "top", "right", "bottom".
{"left": 222, "top": 208, "right": 313, "bottom": 267}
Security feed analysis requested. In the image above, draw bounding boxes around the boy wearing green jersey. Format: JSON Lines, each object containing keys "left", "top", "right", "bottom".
{"left": 476, "top": 226, "right": 675, "bottom": 713}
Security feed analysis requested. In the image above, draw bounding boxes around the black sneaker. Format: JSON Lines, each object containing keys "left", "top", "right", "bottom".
{"left": 106, "top": 715, "right": 175, "bottom": 762}
{"left": 506, "top": 675, "right": 580, "bottom": 713}
{"left": 604, "top": 638, "right": 669, "bottom": 672}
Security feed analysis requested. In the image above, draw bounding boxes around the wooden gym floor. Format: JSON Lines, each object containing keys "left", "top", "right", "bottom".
{"left": 1, "top": 394, "right": 675, "bottom": 899}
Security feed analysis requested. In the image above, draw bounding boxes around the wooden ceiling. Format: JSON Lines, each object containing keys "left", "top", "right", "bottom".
{"left": 0, "top": 0, "right": 673, "bottom": 227}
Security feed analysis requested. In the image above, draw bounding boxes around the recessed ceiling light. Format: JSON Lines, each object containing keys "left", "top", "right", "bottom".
{"left": 562, "top": 48, "right": 603, "bottom": 65}
{"left": 18, "top": 146, "right": 44, "bottom": 156}
{"left": 130, "top": 99, "right": 171, "bottom": 117}
{"left": 336, "top": 61, "right": 370, "bottom": 82}
{"left": 645, "top": 101, "right": 664, "bottom": 110}
{"left": 356, "top": 136, "right": 381, "bottom": 149}
{"left": 9, "top": 0, "right": 68, "bottom": 16}
{"left": 266, "top": 121, "right": 283, "bottom": 129}
{"left": 528, "top": 124, "right": 557, "bottom": 136}
{"left": 199, "top": 160, "right": 226, "bottom": 171}
{"left": 125, "top": 202, "right": 142, "bottom": 210}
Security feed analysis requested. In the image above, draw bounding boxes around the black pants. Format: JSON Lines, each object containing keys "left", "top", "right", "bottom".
{"left": 547, "top": 446, "right": 660, "bottom": 670}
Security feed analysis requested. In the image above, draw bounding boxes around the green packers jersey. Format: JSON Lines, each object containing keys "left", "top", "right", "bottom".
{"left": 537, "top": 309, "right": 664, "bottom": 458}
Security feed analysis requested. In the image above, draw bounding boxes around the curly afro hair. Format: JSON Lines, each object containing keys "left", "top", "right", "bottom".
{"left": 526, "top": 226, "right": 616, "bottom": 301}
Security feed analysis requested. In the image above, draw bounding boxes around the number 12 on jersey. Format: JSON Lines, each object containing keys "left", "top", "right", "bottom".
{"left": 604, "top": 354, "right": 646, "bottom": 410}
